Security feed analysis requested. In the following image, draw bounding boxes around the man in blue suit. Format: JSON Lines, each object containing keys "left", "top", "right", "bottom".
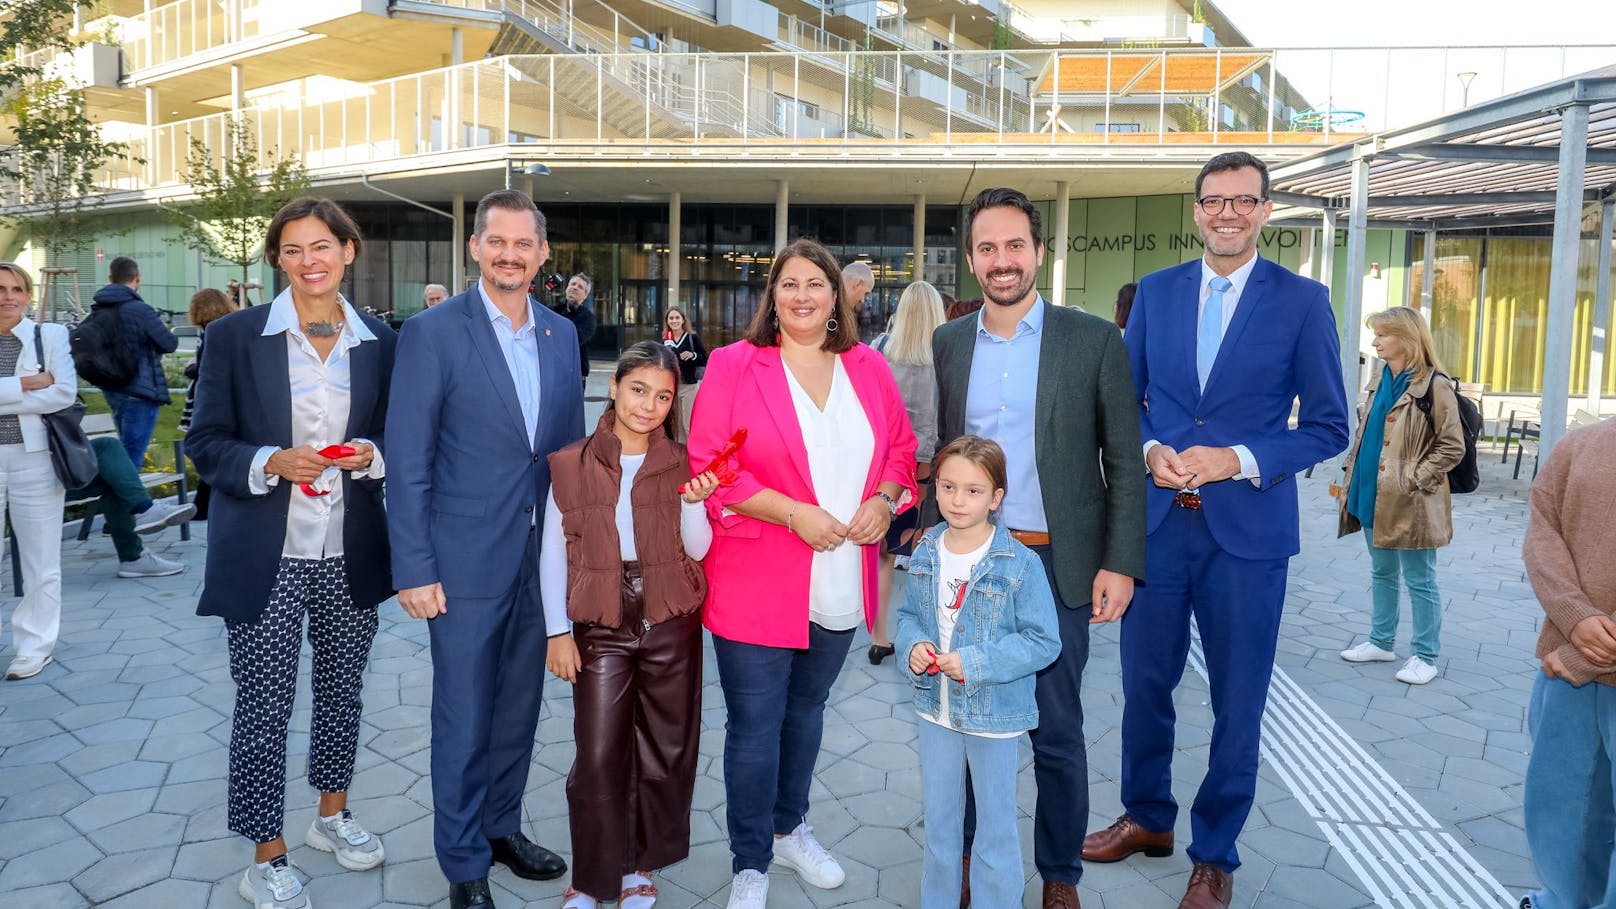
{"left": 1083, "top": 152, "right": 1350, "bottom": 909}
{"left": 387, "top": 190, "right": 585, "bottom": 909}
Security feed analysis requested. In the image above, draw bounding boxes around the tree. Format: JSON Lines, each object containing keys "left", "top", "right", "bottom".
{"left": 0, "top": 0, "right": 87, "bottom": 95}
{"left": 169, "top": 116, "right": 310, "bottom": 293}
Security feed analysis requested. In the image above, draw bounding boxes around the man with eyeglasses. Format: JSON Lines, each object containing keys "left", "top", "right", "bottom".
{"left": 1082, "top": 151, "right": 1350, "bottom": 909}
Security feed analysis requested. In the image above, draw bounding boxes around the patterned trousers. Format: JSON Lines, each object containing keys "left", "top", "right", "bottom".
{"left": 225, "top": 557, "right": 379, "bottom": 843}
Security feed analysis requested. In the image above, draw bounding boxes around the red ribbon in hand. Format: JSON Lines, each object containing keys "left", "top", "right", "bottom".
{"left": 300, "top": 444, "right": 356, "bottom": 497}
{"left": 680, "top": 428, "right": 747, "bottom": 494}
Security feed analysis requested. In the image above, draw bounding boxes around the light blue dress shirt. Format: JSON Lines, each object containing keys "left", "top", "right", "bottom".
{"left": 478, "top": 282, "right": 542, "bottom": 448}
{"left": 964, "top": 295, "right": 1047, "bottom": 533}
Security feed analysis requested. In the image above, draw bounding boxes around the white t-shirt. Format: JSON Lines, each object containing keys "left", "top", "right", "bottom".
{"left": 920, "top": 530, "right": 1017, "bottom": 738}
{"left": 784, "top": 356, "right": 876, "bottom": 631}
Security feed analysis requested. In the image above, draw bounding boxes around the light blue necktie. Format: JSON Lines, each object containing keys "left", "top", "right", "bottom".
{"left": 1198, "top": 275, "right": 1232, "bottom": 390}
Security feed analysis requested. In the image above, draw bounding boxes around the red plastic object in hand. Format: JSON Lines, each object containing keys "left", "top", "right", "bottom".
{"left": 300, "top": 445, "right": 358, "bottom": 496}
{"left": 680, "top": 428, "right": 748, "bottom": 494}
{"left": 925, "top": 646, "right": 940, "bottom": 676}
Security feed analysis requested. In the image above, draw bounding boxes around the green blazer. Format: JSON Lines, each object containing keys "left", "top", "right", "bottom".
{"left": 930, "top": 302, "right": 1147, "bottom": 604}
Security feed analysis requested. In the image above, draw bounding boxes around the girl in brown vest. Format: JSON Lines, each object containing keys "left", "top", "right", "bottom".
{"left": 541, "top": 341, "right": 719, "bottom": 909}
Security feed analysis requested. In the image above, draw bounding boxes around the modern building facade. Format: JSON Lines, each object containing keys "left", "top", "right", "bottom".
{"left": 2, "top": 0, "right": 1612, "bottom": 395}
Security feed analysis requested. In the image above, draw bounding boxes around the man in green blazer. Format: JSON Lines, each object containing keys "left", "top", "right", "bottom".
{"left": 930, "top": 187, "right": 1146, "bottom": 909}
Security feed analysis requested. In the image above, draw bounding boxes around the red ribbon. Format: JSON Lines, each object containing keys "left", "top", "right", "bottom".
{"left": 300, "top": 444, "right": 357, "bottom": 497}
{"left": 680, "top": 428, "right": 747, "bottom": 494}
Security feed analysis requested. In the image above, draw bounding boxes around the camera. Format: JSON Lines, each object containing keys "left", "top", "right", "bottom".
{"left": 538, "top": 273, "right": 566, "bottom": 293}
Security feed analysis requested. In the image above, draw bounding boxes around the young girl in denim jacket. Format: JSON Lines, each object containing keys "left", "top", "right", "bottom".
{"left": 896, "top": 434, "right": 1061, "bottom": 908}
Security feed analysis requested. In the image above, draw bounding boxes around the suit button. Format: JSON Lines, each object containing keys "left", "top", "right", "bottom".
{"left": 1379, "top": 463, "right": 1386, "bottom": 472}
{"left": 533, "top": 454, "right": 540, "bottom": 462}
{"left": 1194, "top": 418, "right": 1206, "bottom": 426}
{"left": 524, "top": 505, "right": 534, "bottom": 514}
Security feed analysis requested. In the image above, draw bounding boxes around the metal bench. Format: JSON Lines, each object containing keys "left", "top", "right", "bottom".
{"left": 6, "top": 412, "right": 190, "bottom": 596}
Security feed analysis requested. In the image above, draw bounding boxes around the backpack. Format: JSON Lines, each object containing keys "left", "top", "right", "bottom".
{"left": 1413, "top": 372, "right": 1482, "bottom": 494}
{"left": 70, "top": 305, "right": 141, "bottom": 388}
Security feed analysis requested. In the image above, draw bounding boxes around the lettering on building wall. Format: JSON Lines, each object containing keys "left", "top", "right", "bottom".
{"left": 1048, "top": 228, "right": 1309, "bottom": 255}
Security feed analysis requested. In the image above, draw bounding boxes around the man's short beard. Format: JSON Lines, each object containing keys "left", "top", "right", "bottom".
{"left": 489, "top": 275, "right": 528, "bottom": 293}
{"left": 982, "top": 271, "right": 1036, "bottom": 308}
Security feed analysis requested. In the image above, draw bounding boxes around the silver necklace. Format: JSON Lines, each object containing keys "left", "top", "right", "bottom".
{"left": 304, "top": 319, "right": 344, "bottom": 338}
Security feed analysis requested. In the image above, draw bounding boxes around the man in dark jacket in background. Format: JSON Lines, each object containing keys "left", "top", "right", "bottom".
{"left": 91, "top": 256, "right": 178, "bottom": 467}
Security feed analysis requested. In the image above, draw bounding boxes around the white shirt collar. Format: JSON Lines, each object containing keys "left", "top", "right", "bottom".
{"left": 261, "top": 288, "right": 376, "bottom": 342}
{"left": 1200, "top": 253, "right": 1261, "bottom": 299}
{"left": 1, "top": 315, "right": 38, "bottom": 340}
{"left": 477, "top": 281, "right": 536, "bottom": 333}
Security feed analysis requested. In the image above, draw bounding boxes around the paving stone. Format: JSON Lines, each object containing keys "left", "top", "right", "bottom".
{"left": 74, "top": 844, "right": 179, "bottom": 902}
{"left": 0, "top": 835, "right": 103, "bottom": 890}
{"left": 95, "top": 877, "right": 211, "bottom": 909}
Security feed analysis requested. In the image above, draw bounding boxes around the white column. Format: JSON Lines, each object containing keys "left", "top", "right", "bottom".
{"left": 230, "top": 64, "right": 244, "bottom": 114}
{"left": 1299, "top": 227, "right": 1317, "bottom": 281}
{"left": 912, "top": 195, "right": 926, "bottom": 282}
{"left": 774, "top": 180, "right": 790, "bottom": 253}
{"left": 1320, "top": 210, "right": 1338, "bottom": 302}
{"left": 1541, "top": 103, "right": 1591, "bottom": 460}
{"left": 669, "top": 192, "right": 682, "bottom": 307}
{"left": 1051, "top": 181, "right": 1071, "bottom": 308}
{"left": 451, "top": 192, "right": 465, "bottom": 293}
{"left": 451, "top": 27, "right": 463, "bottom": 65}
{"left": 145, "top": 87, "right": 158, "bottom": 186}
{"left": 1341, "top": 156, "right": 1370, "bottom": 432}
{"left": 1419, "top": 229, "right": 1436, "bottom": 314}
{"left": 1589, "top": 199, "right": 1616, "bottom": 413}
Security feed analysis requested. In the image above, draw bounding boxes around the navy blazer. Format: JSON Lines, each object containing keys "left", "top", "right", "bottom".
{"left": 1125, "top": 256, "right": 1350, "bottom": 561}
{"left": 187, "top": 305, "right": 397, "bottom": 621}
{"left": 385, "top": 287, "right": 584, "bottom": 598}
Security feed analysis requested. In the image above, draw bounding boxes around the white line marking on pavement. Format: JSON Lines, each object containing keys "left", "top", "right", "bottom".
{"left": 1186, "top": 636, "right": 1518, "bottom": 908}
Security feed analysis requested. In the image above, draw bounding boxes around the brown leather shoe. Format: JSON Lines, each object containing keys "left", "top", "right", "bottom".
{"left": 1081, "top": 814, "right": 1174, "bottom": 863}
{"left": 1177, "top": 863, "right": 1233, "bottom": 909}
{"left": 960, "top": 853, "right": 970, "bottom": 909}
{"left": 1041, "top": 880, "right": 1080, "bottom": 909}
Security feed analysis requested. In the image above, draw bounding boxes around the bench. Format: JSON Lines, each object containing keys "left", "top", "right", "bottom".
{"left": 6, "top": 412, "right": 190, "bottom": 596}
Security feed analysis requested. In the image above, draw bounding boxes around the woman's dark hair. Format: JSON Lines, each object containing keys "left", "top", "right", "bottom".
{"left": 966, "top": 187, "right": 1043, "bottom": 250}
{"left": 264, "top": 197, "right": 364, "bottom": 269}
{"left": 934, "top": 434, "right": 1009, "bottom": 498}
{"left": 188, "top": 287, "right": 235, "bottom": 327}
{"left": 612, "top": 341, "right": 682, "bottom": 440}
{"left": 743, "top": 238, "right": 859, "bottom": 354}
{"left": 1114, "top": 282, "right": 1137, "bottom": 330}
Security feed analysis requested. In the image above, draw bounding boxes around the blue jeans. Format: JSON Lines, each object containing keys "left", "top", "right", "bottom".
{"left": 712, "top": 622, "right": 853, "bottom": 874}
{"left": 918, "top": 720, "right": 1023, "bottom": 909}
{"left": 1525, "top": 670, "right": 1616, "bottom": 909}
{"left": 103, "top": 390, "right": 161, "bottom": 469}
{"left": 1363, "top": 526, "right": 1443, "bottom": 663}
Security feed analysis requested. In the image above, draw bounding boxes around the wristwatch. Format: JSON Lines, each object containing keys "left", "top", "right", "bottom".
{"left": 875, "top": 491, "right": 898, "bottom": 515}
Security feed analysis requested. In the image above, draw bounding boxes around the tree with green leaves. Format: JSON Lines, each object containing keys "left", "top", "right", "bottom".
{"left": 0, "top": 0, "right": 87, "bottom": 94}
{"left": 169, "top": 116, "right": 310, "bottom": 295}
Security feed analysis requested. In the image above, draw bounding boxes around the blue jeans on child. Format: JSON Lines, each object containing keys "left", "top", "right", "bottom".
{"left": 1525, "top": 670, "right": 1616, "bottom": 909}
{"left": 918, "top": 719, "right": 1023, "bottom": 908}
{"left": 1363, "top": 526, "right": 1442, "bottom": 663}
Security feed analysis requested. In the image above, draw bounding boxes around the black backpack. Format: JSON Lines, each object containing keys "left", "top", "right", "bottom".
{"left": 1413, "top": 372, "right": 1482, "bottom": 494}
{"left": 70, "top": 305, "right": 140, "bottom": 388}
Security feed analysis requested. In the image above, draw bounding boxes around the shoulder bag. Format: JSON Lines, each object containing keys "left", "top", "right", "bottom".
{"left": 33, "top": 326, "right": 99, "bottom": 489}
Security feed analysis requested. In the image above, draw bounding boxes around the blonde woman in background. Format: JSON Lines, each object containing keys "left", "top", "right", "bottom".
{"left": 1337, "top": 306, "right": 1466, "bottom": 686}
{"left": 0, "top": 262, "right": 78, "bottom": 681}
{"left": 868, "top": 280, "right": 944, "bottom": 665}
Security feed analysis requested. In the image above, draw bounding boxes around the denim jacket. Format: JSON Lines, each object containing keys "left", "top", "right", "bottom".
{"left": 895, "top": 521, "right": 1061, "bottom": 734}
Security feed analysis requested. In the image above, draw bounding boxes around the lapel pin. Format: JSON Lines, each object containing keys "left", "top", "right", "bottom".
{"left": 545, "top": 328, "right": 551, "bottom": 336}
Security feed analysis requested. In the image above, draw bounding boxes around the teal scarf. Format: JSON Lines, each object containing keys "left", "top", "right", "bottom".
{"left": 1348, "top": 365, "right": 1412, "bottom": 529}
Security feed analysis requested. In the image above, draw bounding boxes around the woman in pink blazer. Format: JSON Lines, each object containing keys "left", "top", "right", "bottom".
{"left": 688, "top": 238, "right": 917, "bottom": 909}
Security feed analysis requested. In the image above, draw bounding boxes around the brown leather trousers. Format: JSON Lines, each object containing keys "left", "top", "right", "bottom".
{"left": 566, "top": 561, "right": 704, "bottom": 899}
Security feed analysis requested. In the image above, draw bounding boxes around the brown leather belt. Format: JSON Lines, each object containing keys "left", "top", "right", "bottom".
{"left": 1009, "top": 529, "right": 1051, "bottom": 546}
{"left": 1173, "top": 490, "right": 1203, "bottom": 510}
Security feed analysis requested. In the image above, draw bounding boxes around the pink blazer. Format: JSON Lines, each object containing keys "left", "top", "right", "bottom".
{"left": 689, "top": 340, "right": 919, "bottom": 649}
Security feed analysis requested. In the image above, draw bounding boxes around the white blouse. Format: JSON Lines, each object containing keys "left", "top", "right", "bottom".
{"left": 785, "top": 355, "right": 875, "bottom": 631}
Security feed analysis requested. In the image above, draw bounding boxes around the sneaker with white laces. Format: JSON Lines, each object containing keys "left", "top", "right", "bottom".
{"left": 725, "top": 870, "right": 769, "bottom": 909}
{"left": 771, "top": 822, "right": 845, "bottom": 889}
{"left": 239, "top": 856, "right": 311, "bottom": 909}
{"left": 305, "top": 809, "right": 386, "bottom": 870}
{"left": 117, "top": 551, "right": 185, "bottom": 578}
{"left": 1340, "top": 641, "right": 1397, "bottom": 663}
{"left": 135, "top": 500, "right": 197, "bottom": 534}
{"left": 1395, "top": 656, "right": 1439, "bottom": 685}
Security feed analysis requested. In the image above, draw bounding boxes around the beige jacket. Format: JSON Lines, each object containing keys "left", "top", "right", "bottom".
{"left": 1337, "top": 367, "right": 1465, "bottom": 549}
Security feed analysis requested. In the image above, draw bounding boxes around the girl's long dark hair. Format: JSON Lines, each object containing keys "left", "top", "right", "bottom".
{"left": 613, "top": 341, "right": 682, "bottom": 440}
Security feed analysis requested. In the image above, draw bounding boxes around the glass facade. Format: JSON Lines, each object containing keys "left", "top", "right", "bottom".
{"left": 1409, "top": 230, "right": 1615, "bottom": 397}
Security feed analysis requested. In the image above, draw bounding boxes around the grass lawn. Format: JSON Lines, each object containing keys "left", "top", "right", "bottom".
{"left": 80, "top": 356, "right": 195, "bottom": 487}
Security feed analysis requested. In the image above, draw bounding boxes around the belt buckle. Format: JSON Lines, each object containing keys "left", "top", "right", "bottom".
{"left": 1173, "top": 490, "right": 1202, "bottom": 510}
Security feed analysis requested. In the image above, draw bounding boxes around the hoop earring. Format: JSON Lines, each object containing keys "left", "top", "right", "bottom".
{"left": 826, "top": 316, "right": 839, "bottom": 333}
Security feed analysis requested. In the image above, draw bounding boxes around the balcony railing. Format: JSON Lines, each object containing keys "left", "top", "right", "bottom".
{"left": 69, "top": 45, "right": 1616, "bottom": 198}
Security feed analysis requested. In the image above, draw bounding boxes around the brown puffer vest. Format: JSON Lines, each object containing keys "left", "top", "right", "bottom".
{"left": 548, "top": 409, "right": 707, "bottom": 629}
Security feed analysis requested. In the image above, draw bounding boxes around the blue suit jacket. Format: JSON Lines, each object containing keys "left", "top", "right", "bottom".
{"left": 186, "top": 305, "right": 396, "bottom": 621}
{"left": 385, "top": 287, "right": 584, "bottom": 598}
{"left": 1125, "top": 257, "right": 1350, "bottom": 560}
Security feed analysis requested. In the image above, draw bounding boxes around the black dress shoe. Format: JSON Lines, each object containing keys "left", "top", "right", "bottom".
{"left": 868, "top": 643, "right": 896, "bottom": 665}
{"left": 450, "top": 877, "right": 495, "bottom": 909}
{"left": 488, "top": 832, "right": 567, "bottom": 881}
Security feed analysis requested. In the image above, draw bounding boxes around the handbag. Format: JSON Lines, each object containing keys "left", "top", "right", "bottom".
{"left": 32, "top": 326, "right": 99, "bottom": 489}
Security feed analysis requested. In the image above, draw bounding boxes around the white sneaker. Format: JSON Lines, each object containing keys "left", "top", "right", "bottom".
{"left": 239, "top": 856, "right": 311, "bottom": 909}
{"left": 771, "top": 822, "right": 845, "bottom": 889}
{"left": 1340, "top": 641, "right": 1397, "bottom": 663}
{"left": 135, "top": 500, "right": 197, "bottom": 534}
{"left": 4, "top": 654, "right": 52, "bottom": 680}
{"left": 118, "top": 551, "right": 185, "bottom": 578}
{"left": 305, "top": 809, "right": 386, "bottom": 870}
{"left": 1395, "top": 656, "right": 1439, "bottom": 685}
{"left": 725, "top": 870, "right": 769, "bottom": 909}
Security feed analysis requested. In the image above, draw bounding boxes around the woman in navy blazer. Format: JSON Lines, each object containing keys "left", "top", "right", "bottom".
{"left": 187, "top": 198, "right": 395, "bottom": 909}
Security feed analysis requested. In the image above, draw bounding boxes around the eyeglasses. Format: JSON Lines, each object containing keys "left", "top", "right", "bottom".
{"left": 1196, "top": 194, "right": 1265, "bottom": 216}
